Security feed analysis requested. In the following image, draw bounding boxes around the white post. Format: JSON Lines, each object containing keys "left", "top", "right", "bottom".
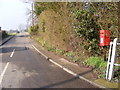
{"left": 106, "top": 42, "right": 113, "bottom": 80}
{"left": 108, "top": 38, "right": 118, "bottom": 80}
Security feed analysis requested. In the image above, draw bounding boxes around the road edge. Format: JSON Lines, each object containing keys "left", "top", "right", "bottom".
{"left": 32, "top": 44, "right": 107, "bottom": 89}
{"left": 0, "top": 35, "right": 14, "bottom": 46}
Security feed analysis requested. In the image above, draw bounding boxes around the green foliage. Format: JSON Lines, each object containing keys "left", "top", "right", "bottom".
{"left": 84, "top": 56, "right": 106, "bottom": 68}
{"left": 72, "top": 9, "right": 100, "bottom": 54}
{"left": 114, "top": 70, "right": 120, "bottom": 80}
{"left": 47, "top": 47, "right": 55, "bottom": 51}
{"left": 29, "top": 24, "right": 39, "bottom": 35}
{"left": 34, "top": 2, "right": 61, "bottom": 17}
{"left": 55, "top": 49, "right": 65, "bottom": 55}
{"left": 8, "top": 33, "right": 17, "bottom": 36}
{"left": 0, "top": 31, "right": 8, "bottom": 39}
{"left": 41, "top": 20, "right": 45, "bottom": 32}
{"left": 71, "top": 2, "right": 118, "bottom": 55}
{"left": 34, "top": 2, "right": 118, "bottom": 55}
{"left": 84, "top": 56, "right": 107, "bottom": 78}
{"left": 34, "top": 37, "right": 48, "bottom": 48}
{"left": 64, "top": 51, "right": 75, "bottom": 59}
{"left": 114, "top": 66, "right": 120, "bottom": 80}
{"left": 41, "top": 41, "right": 46, "bottom": 47}
{"left": 34, "top": 2, "right": 46, "bottom": 17}
{"left": 32, "top": 2, "right": 119, "bottom": 79}
{"left": 2, "top": 31, "right": 8, "bottom": 38}
{"left": 98, "top": 72, "right": 106, "bottom": 78}
{"left": 72, "top": 56, "right": 81, "bottom": 62}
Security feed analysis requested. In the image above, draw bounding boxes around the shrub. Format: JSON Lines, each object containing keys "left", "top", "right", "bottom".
{"left": 72, "top": 9, "right": 100, "bottom": 54}
{"left": 29, "top": 25, "right": 39, "bottom": 35}
{"left": 0, "top": 31, "right": 8, "bottom": 39}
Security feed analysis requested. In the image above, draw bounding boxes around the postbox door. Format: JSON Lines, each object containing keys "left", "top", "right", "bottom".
{"left": 100, "top": 30, "right": 110, "bottom": 46}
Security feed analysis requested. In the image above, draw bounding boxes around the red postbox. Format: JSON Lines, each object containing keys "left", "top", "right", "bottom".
{"left": 100, "top": 30, "right": 110, "bottom": 46}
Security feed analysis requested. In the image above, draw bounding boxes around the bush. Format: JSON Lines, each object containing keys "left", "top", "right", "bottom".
{"left": 72, "top": 9, "right": 100, "bottom": 54}
{"left": 29, "top": 25, "right": 39, "bottom": 35}
{"left": 71, "top": 2, "right": 118, "bottom": 55}
{"left": 0, "top": 31, "right": 8, "bottom": 39}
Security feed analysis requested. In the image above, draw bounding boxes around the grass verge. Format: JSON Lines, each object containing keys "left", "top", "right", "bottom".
{"left": 83, "top": 56, "right": 107, "bottom": 78}
{"left": 31, "top": 35, "right": 120, "bottom": 81}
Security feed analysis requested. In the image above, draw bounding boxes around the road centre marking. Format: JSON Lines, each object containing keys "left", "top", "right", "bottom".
{"left": 10, "top": 49, "right": 15, "bottom": 57}
{"left": 0, "top": 62, "right": 9, "bottom": 85}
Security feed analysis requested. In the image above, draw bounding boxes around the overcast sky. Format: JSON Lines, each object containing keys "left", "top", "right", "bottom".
{"left": 0, "top": 0, "right": 31, "bottom": 31}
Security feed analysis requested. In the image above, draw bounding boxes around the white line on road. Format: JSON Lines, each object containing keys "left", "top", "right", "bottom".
{"left": 32, "top": 45, "right": 106, "bottom": 88}
{"left": 10, "top": 49, "right": 15, "bottom": 57}
{"left": 32, "top": 45, "right": 48, "bottom": 59}
{"left": 0, "top": 62, "right": 10, "bottom": 85}
{"left": 49, "top": 59, "right": 63, "bottom": 68}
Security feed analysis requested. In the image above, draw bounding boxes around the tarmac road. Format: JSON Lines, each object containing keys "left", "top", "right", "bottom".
{"left": 0, "top": 32, "right": 101, "bottom": 88}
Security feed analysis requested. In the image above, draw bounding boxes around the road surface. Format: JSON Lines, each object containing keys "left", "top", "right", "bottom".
{"left": 0, "top": 32, "right": 100, "bottom": 88}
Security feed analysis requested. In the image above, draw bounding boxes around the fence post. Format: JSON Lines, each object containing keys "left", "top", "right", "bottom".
{"left": 106, "top": 42, "right": 113, "bottom": 80}
{"left": 108, "top": 38, "right": 118, "bottom": 80}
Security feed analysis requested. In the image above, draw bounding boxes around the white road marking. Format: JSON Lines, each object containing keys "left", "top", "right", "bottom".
{"left": 32, "top": 45, "right": 106, "bottom": 88}
{"left": 49, "top": 59, "right": 63, "bottom": 68}
{"left": 0, "top": 62, "right": 10, "bottom": 85}
{"left": 10, "top": 49, "right": 15, "bottom": 57}
{"left": 32, "top": 45, "right": 48, "bottom": 59}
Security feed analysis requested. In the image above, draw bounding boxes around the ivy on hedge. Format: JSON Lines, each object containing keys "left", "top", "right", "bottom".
{"left": 72, "top": 8, "right": 100, "bottom": 54}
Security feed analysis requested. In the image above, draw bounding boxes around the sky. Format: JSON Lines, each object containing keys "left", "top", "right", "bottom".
{"left": 0, "top": 0, "right": 31, "bottom": 31}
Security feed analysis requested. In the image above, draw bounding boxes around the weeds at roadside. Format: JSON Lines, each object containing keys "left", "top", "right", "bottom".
{"left": 64, "top": 51, "right": 75, "bottom": 59}
{"left": 47, "top": 46, "right": 55, "bottom": 51}
{"left": 32, "top": 36, "right": 115, "bottom": 80}
{"left": 55, "top": 49, "right": 65, "bottom": 55}
{"left": 72, "top": 56, "right": 82, "bottom": 62}
{"left": 83, "top": 56, "right": 107, "bottom": 78}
